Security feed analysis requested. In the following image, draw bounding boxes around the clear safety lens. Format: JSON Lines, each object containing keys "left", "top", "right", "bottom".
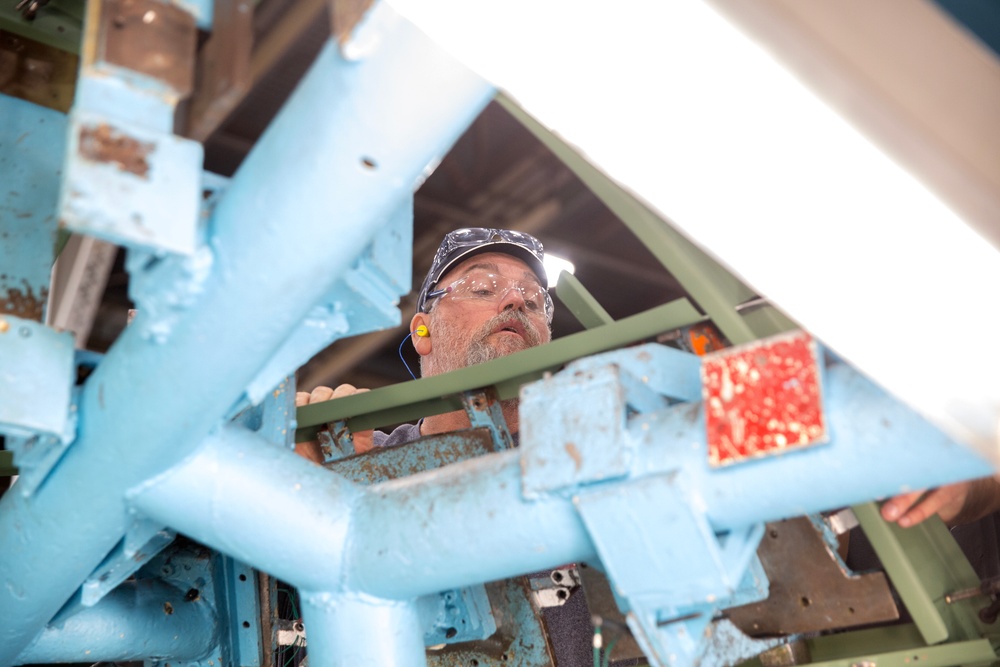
{"left": 432, "top": 272, "right": 553, "bottom": 321}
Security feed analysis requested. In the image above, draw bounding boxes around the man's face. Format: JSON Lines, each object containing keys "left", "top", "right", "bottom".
{"left": 421, "top": 252, "right": 552, "bottom": 377}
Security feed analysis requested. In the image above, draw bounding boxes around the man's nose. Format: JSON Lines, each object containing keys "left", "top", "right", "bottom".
{"left": 497, "top": 285, "right": 527, "bottom": 313}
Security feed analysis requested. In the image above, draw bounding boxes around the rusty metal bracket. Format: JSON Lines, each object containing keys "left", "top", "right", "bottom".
{"left": 724, "top": 516, "right": 899, "bottom": 636}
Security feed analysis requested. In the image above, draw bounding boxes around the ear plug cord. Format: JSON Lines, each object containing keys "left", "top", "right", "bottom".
{"left": 399, "top": 332, "right": 418, "bottom": 380}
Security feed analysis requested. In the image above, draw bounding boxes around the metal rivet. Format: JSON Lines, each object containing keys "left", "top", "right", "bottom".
{"left": 142, "top": 10, "right": 156, "bottom": 23}
{"left": 18, "top": 326, "right": 31, "bottom": 338}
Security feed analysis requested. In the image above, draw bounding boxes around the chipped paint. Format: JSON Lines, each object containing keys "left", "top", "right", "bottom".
{"left": 79, "top": 124, "right": 155, "bottom": 177}
{"left": 564, "top": 443, "right": 583, "bottom": 472}
{"left": 1, "top": 283, "right": 48, "bottom": 322}
{"left": 702, "top": 331, "right": 826, "bottom": 467}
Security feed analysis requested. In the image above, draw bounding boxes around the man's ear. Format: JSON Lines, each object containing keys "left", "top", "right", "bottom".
{"left": 410, "top": 312, "right": 432, "bottom": 356}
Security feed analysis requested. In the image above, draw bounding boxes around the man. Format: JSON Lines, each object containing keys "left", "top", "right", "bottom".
{"left": 296, "top": 226, "right": 552, "bottom": 454}
{"left": 296, "top": 228, "right": 601, "bottom": 665}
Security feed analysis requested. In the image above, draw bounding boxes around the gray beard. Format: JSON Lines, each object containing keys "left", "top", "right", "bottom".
{"left": 422, "top": 309, "right": 545, "bottom": 377}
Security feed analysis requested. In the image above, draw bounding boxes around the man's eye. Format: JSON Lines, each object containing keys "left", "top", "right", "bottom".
{"left": 473, "top": 288, "right": 495, "bottom": 297}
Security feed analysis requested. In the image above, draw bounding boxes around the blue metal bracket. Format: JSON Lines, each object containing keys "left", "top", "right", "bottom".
{"left": 520, "top": 363, "right": 629, "bottom": 495}
{"left": 577, "top": 474, "right": 764, "bottom": 609}
{"left": 0, "top": 95, "right": 67, "bottom": 322}
{"left": 59, "top": 0, "right": 204, "bottom": 254}
{"left": 426, "top": 578, "right": 554, "bottom": 667}
{"left": 214, "top": 557, "right": 265, "bottom": 667}
{"left": 245, "top": 194, "right": 414, "bottom": 407}
{"left": 461, "top": 387, "right": 515, "bottom": 451}
{"left": 80, "top": 517, "right": 176, "bottom": 607}
{"left": 520, "top": 343, "right": 701, "bottom": 497}
{"left": 230, "top": 376, "right": 298, "bottom": 451}
{"left": 140, "top": 545, "right": 265, "bottom": 667}
{"left": 61, "top": 105, "right": 204, "bottom": 253}
{"left": 0, "top": 318, "right": 75, "bottom": 440}
{"left": 418, "top": 585, "right": 498, "bottom": 646}
{"left": 4, "top": 434, "right": 67, "bottom": 498}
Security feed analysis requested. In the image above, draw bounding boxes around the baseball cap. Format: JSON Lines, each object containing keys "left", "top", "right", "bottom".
{"left": 416, "top": 228, "right": 550, "bottom": 315}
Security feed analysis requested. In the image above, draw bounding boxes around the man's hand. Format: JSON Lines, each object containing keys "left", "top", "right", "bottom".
{"left": 881, "top": 476, "right": 1000, "bottom": 528}
{"left": 294, "top": 385, "right": 375, "bottom": 459}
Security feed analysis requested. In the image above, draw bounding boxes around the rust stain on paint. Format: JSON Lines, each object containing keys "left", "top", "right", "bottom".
{"left": 79, "top": 124, "right": 154, "bottom": 178}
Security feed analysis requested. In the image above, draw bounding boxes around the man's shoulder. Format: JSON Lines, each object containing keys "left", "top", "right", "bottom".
{"left": 372, "top": 422, "right": 422, "bottom": 448}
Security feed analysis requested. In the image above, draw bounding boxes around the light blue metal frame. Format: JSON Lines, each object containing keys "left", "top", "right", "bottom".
{"left": 1, "top": 1, "right": 996, "bottom": 666}
{"left": 120, "top": 349, "right": 990, "bottom": 666}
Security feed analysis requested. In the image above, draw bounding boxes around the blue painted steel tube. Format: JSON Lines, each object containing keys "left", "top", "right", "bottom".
{"left": 15, "top": 579, "right": 215, "bottom": 664}
{"left": 128, "top": 425, "right": 360, "bottom": 592}
{"left": 627, "top": 361, "right": 994, "bottom": 531}
{"left": 0, "top": 3, "right": 493, "bottom": 661}
{"left": 345, "top": 361, "right": 992, "bottom": 598}
{"left": 131, "top": 362, "right": 987, "bottom": 610}
{"left": 300, "top": 592, "right": 424, "bottom": 667}
{"left": 346, "top": 452, "right": 600, "bottom": 599}
{"left": 128, "top": 424, "right": 597, "bottom": 596}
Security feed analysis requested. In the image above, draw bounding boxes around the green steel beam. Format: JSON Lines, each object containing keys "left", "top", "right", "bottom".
{"left": 554, "top": 270, "right": 614, "bottom": 329}
{"left": 497, "top": 93, "right": 762, "bottom": 345}
{"left": 852, "top": 502, "right": 986, "bottom": 646}
{"left": 742, "top": 625, "right": 996, "bottom": 667}
{"left": 0, "top": 0, "right": 84, "bottom": 55}
{"left": 807, "top": 625, "right": 997, "bottom": 667}
{"left": 739, "top": 303, "right": 798, "bottom": 339}
{"left": 296, "top": 297, "right": 702, "bottom": 441}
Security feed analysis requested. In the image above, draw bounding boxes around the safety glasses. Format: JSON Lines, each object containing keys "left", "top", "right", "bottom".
{"left": 427, "top": 271, "right": 554, "bottom": 322}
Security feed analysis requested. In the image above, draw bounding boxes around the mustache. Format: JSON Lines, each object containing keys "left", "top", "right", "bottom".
{"left": 477, "top": 310, "right": 541, "bottom": 347}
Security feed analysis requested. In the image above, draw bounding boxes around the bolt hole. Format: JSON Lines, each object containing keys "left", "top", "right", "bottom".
{"left": 470, "top": 661, "right": 479, "bottom": 667}
{"left": 501, "top": 654, "right": 508, "bottom": 661}
{"left": 360, "top": 156, "right": 377, "bottom": 170}
{"left": 445, "top": 627, "right": 457, "bottom": 639}
{"left": 56, "top": 25, "right": 64, "bottom": 32}
{"left": 242, "top": 620, "right": 250, "bottom": 628}
{"left": 238, "top": 574, "right": 247, "bottom": 582}
{"left": 294, "top": 621, "right": 304, "bottom": 632}
{"left": 800, "top": 596, "right": 811, "bottom": 608}
{"left": 557, "top": 589, "right": 568, "bottom": 600}
{"left": 112, "top": 15, "right": 126, "bottom": 28}
{"left": 184, "top": 588, "right": 199, "bottom": 602}
{"left": 552, "top": 571, "right": 563, "bottom": 583}
{"left": 769, "top": 529, "right": 779, "bottom": 539}
{"left": 848, "top": 606, "right": 855, "bottom": 614}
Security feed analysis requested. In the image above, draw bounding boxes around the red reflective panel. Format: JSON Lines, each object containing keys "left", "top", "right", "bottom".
{"left": 702, "top": 331, "right": 827, "bottom": 467}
